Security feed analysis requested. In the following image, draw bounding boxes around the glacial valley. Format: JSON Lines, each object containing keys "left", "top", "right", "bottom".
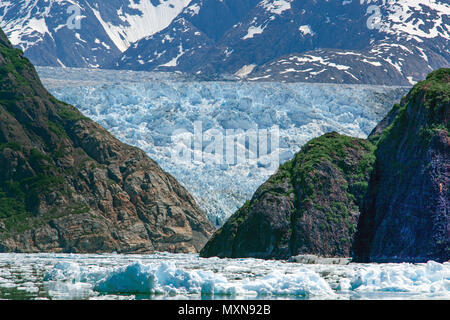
{"left": 37, "top": 67, "right": 408, "bottom": 225}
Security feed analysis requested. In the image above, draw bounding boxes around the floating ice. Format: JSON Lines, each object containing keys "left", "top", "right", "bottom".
{"left": 95, "top": 262, "right": 228, "bottom": 296}
{"left": 1, "top": 253, "right": 449, "bottom": 300}
{"left": 41, "top": 259, "right": 450, "bottom": 299}
{"left": 37, "top": 67, "right": 408, "bottom": 226}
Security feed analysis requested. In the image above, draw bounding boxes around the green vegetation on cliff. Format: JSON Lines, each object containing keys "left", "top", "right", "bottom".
{"left": 201, "top": 132, "right": 376, "bottom": 259}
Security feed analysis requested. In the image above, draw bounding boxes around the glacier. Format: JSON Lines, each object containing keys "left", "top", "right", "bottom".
{"left": 36, "top": 67, "right": 408, "bottom": 226}
{"left": 0, "top": 253, "right": 449, "bottom": 300}
{"left": 0, "top": 0, "right": 193, "bottom": 67}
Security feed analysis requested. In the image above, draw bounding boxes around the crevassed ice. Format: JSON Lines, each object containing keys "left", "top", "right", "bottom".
{"left": 37, "top": 67, "right": 408, "bottom": 226}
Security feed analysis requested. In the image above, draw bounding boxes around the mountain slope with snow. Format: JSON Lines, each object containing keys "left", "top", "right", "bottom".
{"left": 111, "top": 0, "right": 260, "bottom": 71}
{"left": 0, "top": 0, "right": 191, "bottom": 67}
{"left": 115, "top": 0, "right": 450, "bottom": 85}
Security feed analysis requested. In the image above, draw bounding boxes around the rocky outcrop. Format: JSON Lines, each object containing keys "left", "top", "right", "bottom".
{"left": 201, "top": 132, "right": 376, "bottom": 259}
{"left": 0, "top": 28, "right": 214, "bottom": 253}
{"left": 353, "top": 69, "right": 449, "bottom": 263}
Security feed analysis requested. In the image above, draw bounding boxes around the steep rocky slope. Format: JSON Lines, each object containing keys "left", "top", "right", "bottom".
{"left": 0, "top": 28, "right": 214, "bottom": 253}
{"left": 354, "top": 69, "right": 449, "bottom": 263}
{"left": 201, "top": 132, "right": 376, "bottom": 259}
{"left": 202, "top": 68, "right": 449, "bottom": 262}
{"left": 113, "top": 0, "right": 449, "bottom": 85}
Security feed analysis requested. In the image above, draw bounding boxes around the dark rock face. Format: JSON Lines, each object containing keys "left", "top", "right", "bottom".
{"left": 201, "top": 132, "right": 376, "bottom": 259}
{"left": 0, "top": 29, "right": 214, "bottom": 254}
{"left": 353, "top": 69, "right": 450, "bottom": 263}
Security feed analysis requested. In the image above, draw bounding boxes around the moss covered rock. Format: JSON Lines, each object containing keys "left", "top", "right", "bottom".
{"left": 354, "top": 69, "right": 449, "bottom": 263}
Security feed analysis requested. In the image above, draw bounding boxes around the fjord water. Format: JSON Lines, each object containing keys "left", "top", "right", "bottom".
{"left": 0, "top": 253, "right": 449, "bottom": 300}
{"left": 36, "top": 67, "right": 408, "bottom": 226}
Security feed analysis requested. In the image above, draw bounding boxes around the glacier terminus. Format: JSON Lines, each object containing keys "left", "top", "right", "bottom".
{"left": 37, "top": 67, "right": 408, "bottom": 226}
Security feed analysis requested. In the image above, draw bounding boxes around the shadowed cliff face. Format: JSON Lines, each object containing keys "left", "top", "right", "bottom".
{"left": 354, "top": 69, "right": 450, "bottom": 263}
{"left": 0, "top": 28, "right": 214, "bottom": 253}
{"left": 201, "top": 132, "right": 376, "bottom": 259}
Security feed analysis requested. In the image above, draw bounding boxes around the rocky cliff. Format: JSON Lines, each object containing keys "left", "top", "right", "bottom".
{"left": 354, "top": 69, "right": 449, "bottom": 263}
{"left": 201, "top": 69, "right": 449, "bottom": 262}
{"left": 201, "top": 132, "right": 376, "bottom": 259}
{"left": 0, "top": 28, "right": 214, "bottom": 253}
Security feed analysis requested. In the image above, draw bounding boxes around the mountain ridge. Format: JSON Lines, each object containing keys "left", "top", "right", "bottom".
{"left": 201, "top": 68, "right": 449, "bottom": 262}
{"left": 0, "top": 0, "right": 191, "bottom": 68}
{"left": 1, "top": 0, "right": 449, "bottom": 85}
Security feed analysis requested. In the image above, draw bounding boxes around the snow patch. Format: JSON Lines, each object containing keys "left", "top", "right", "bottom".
{"left": 185, "top": 3, "right": 200, "bottom": 16}
{"left": 406, "top": 76, "right": 417, "bottom": 85}
{"left": 242, "top": 25, "right": 267, "bottom": 40}
{"left": 361, "top": 58, "right": 382, "bottom": 67}
{"left": 158, "top": 43, "right": 185, "bottom": 67}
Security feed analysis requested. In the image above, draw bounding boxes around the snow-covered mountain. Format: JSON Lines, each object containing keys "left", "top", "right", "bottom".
{"left": 37, "top": 67, "right": 408, "bottom": 225}
{"left": 109, "top": 0, "right": 260, "bottom": 71}
{"left": 2, "top": 0, "right": 449, "bottom": 84}
{"left": 0, "top": 0, "right": 191, "bottom": 67}
{"left": 114, "top": 0, "right": 450, "bottom": 85}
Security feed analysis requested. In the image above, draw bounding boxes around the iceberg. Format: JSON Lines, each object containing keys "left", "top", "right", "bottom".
{"left": 348, "top": 261, "right": 450, "bottom": 294}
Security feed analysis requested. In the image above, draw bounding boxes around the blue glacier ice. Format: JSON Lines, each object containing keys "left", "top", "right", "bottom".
{"left": 37, "top": 67, "right": 408, "bottom": 226}
{"left": 92, "top": 261, "right": 334, "bottom": 297}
